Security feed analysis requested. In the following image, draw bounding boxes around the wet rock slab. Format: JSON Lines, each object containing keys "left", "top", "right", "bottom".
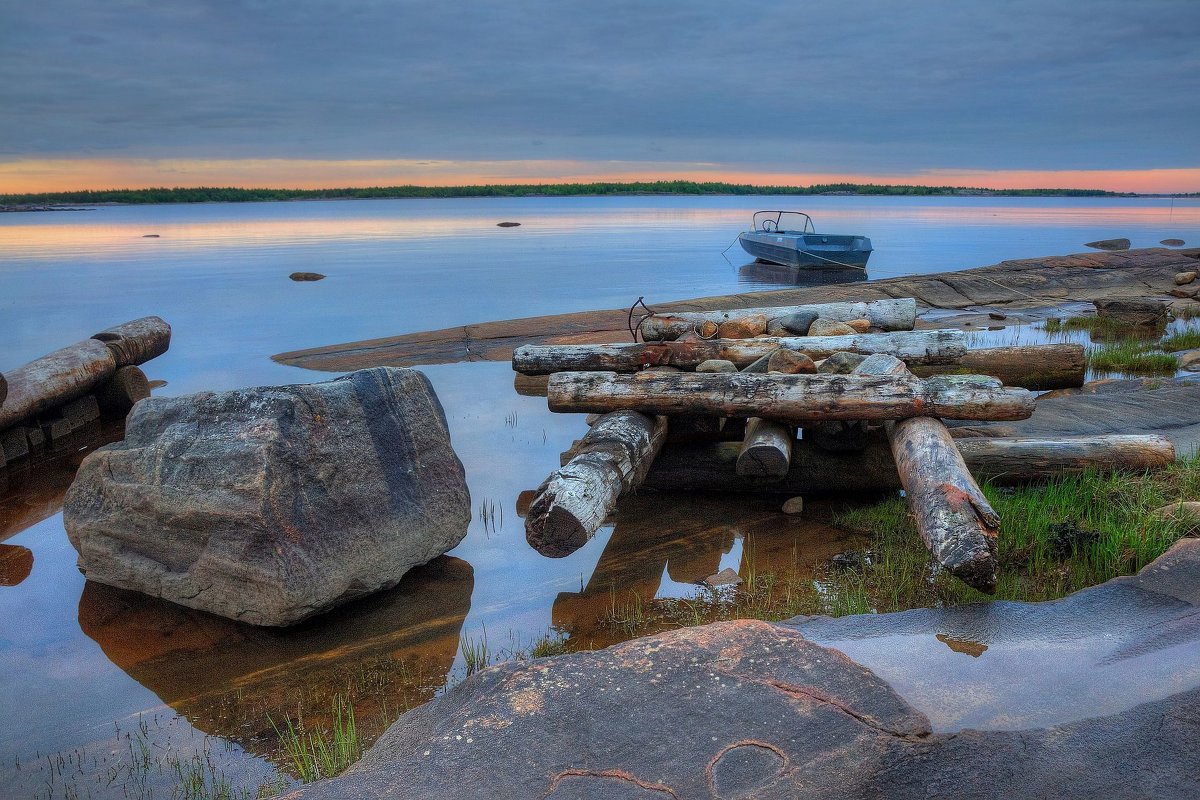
{"left": 64, "top": 366, "right": 471, "bottom": 626}
{"left": 296, "top": 542, "right": 1200, "bottom": 799}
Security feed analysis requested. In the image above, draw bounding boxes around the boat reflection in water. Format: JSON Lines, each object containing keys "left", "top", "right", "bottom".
{"left": 77, "top": 555, "right": 474, "bottom": 766}
{"left": 737, "top": 261, "right": 869, "bottom": 289}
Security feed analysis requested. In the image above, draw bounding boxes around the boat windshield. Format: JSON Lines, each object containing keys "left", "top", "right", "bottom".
{"left": 752, "top": 211, "right": 815, "bottom": 234}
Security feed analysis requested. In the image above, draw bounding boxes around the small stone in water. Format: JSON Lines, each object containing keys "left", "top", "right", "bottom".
{"left": 701, "top": 567, "right": 743, "bottom": 588}
{"left": 830, "top": 551, "right": 875, "bottom": 572}
{"left": 988, "top": 311, "right": 1007, "bottom": 320}
{"left": 290, "top": 272, "right": 326, "bottom": 282}
{"left": 781, "top": 496, "right": 804, "bottom": 515}
{"left": 497, "top": 221, "right": 521, "bottom": 227}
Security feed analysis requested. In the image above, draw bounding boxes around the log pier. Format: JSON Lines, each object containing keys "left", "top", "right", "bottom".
{"left": 513, "top": 329, "right": 967, "bottom": 375}
{"left": 1, "top": 317, "right": 170, "bottom": 469}
{"left": 547, "top": 370, "right": 1035, "bottom": 422}
{"left": 525, "top": 411, "right": 667, "bottom": 557}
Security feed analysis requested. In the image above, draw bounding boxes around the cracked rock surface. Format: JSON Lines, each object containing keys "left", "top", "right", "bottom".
{"left": 63, "top": 367, "right": 470, "bottom": 626}
{"left": 294, "top": 541, "right": 1200, "bottom": 799}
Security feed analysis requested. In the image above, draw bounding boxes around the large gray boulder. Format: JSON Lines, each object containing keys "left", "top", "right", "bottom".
{"left": 63, "top": 367, "right": 470, "bottom": 626}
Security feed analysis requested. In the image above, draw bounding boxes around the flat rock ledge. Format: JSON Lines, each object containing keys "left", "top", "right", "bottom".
{"left": 295, "top": 540, "right": 1200, "bottom": 799}
{"left": 63, "top": 367, "right": 471, "bottom": 626}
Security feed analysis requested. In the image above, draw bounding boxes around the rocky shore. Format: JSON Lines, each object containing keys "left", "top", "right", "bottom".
{"left": 293, "top": 540, "right": 1200, "bottom": 799}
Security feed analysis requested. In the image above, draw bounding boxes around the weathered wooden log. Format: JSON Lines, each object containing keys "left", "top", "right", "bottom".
{"left": 514, "top": 373, "right": 551, "bottom": 397}
{"left": 526, "top": 411, "right": 667, "bottom": 558}
{"left": 736, "top": 418, "right": 793, "bottom": 477}
{"left": 96, "top": 366, "right": 151, "bottom": 416}
{"left": 91, "top": 316, "right": 172, "bottom": 367}
{"left": 0, "top": 340, "right": 116, "bottom": 432}
{"left": 912, "top": 344, "right": 1086, "bottom": 391}
{"left": 643, "top": 434, "right": 1174, "bottom": 492}
{"left": 514, "top": 330, "right": 968, "bottom": 374}
{"left": 854, "top": 353, "right": 998, "bottom": 592}
{"left": 639, "top": 298, "right": 917, "bottom": 340}
{"left": 546, "top": 370, "right": 1034, "bottom": 422}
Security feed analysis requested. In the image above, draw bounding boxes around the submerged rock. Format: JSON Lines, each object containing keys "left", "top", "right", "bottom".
{"left": 63, "top": 367, "right": 471, "bottom": 626}
{"left": 1093, "top": 297, "right": 1167, "bottom": 327}
{"left": 1084, "top": 237, "right": 1131, "bottom": 251}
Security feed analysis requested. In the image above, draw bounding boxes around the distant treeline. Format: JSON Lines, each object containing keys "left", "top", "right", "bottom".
{"left": 0, "top": 180, "right": 1134, "bottom": 205}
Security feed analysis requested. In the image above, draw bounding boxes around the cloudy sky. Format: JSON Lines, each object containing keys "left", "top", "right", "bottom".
{"left": 2, "top": 0, "right": 1198, "bottom": 192}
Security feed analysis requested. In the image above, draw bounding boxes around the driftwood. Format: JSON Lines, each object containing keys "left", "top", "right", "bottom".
{"left": 96, "top": 366, "right": 151, "bottom": 416}
{"left": 513, "top": 330, "right": 967, "bottom": 374}
{"left": 526, "top": 411, "right": 667, "bottom": 558}
{"left": 639, "top": 298, "right": 917, "bottom": 340}
{"left": 643, "top": 434, "right": 1175, "bottom": 492}
{"left": 736, "top": 418, "right": 794, "bottom": 477}
{"left": 546, "top": 370, "right": 1034, "bottom": 422}
{"left": 91, "top": 316, "right": 172, "bottom": 367}
{"left": 913, "top": 344, "right": 1085, "bottom": 391}
{"left": 0, "top": 340, "right": 116, "bottom": 432}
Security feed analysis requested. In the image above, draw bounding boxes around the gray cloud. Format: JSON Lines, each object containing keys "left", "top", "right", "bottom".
{"left": 1, "top": 0, "right": 1197, "bottom": 171}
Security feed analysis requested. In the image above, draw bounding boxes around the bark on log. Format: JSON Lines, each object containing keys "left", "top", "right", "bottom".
{"left": 96, "top": 366, "right": 151, "bottom": 416}
{"left": 912, "top": 344, "right": 1086, "bottom": 391}
{"left": 526, "top": 411, "right": 667, "bottom": 558}
{"left": 0, "top": 340, "right": 116, "bottom": 432}
{"left": 639, "top": 298, "right": 917, "bottom": 340}
{"left": 546, "top": 370, "right": 1034, "bottom": 422}
{"left": 737, "top": 418, "right": 793, "bottom": 477}
{"left": 91, "top": 316, "right": 172, "bottom": 367}
{"left": 642, "top": 434, "right": 1175, "bottom": 493}
{"left": 855, "top": 354, "right": 998, "bottom": 593}
{"left": 513, "top": 329, "right": 968, "bottom": 374}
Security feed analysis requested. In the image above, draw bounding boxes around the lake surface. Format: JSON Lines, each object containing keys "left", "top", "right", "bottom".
{"left": 1, "top": 195, "right": 1197, "bottom": 798}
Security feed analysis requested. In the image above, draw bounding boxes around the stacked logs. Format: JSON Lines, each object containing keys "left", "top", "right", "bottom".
{"left": 0, "top": 317, "right": 170, "bottom": 469}
{"left": 517, "top": 299, "right": 1174, "bottom": 593}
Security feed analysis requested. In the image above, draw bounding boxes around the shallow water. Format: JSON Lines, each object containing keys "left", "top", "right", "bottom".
{"left": 1, "top": 195, "right": 1198, "bottom": 797}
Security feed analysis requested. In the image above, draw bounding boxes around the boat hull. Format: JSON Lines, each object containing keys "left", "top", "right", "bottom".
{"left": 739, "top": 232, "right": 872, "bottom": 269}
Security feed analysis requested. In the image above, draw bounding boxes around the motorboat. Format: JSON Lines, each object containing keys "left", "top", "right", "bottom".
{"left": 738, "top": 211, "right": 872, "bottom": 269}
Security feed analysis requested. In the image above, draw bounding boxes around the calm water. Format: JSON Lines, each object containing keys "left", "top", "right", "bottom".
{"left": 1, "top": 196, "right": 1197, "bottom": 797}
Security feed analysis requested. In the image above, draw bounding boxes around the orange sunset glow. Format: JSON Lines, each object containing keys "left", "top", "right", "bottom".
{"left": 2, "top": 159, "right": 1197, "bottom": 196}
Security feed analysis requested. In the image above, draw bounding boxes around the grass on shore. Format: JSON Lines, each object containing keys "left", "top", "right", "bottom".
{"left": 1087, "top": 339, "right": 1179, "bottom": 373}
{"left": 604, "top": 457, "right": 1200, "bottom": 633}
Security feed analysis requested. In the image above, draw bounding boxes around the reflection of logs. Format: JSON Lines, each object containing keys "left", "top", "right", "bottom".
{"left": 0, "top": 419, "right": 126, "bottom": 543}
{"left": 77, "top": 556, "right": 473, "bottom": 766}
{"left": 549, "top": 493, "right": 861, "bottom": 648}
{"left": 912, "top": 344, "right": 1086, "bottom": 391}
{"left": 0, "top": 544, "right": 33, "bottom": 585}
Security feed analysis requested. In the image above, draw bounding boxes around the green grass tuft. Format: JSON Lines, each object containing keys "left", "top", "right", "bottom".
{"left": 269, "top": 695, "right": 361, "bottom": 783}
{"left": 1160, "top": 327, "right": 1200, "bottom": 352}
{"left": 1087, "top": 339, "right": 1178, "bottom": 373}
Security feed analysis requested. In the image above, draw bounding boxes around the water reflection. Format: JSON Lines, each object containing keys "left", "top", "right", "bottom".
{"left": 77, "top": 556, "right": 473, "bottom": 767}
{"left": 551, "top": 493, "right": 863, "bottom": 648}
{"left": 737, "top": 261, "right": 868, "bottom": 288}
{"left": 0, "top": 418, "right": 125, "bottom": 543}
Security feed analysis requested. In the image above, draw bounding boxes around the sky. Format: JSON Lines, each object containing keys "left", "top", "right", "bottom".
{"left": 1, "top": 0, "right": 1198, "bottom": 193}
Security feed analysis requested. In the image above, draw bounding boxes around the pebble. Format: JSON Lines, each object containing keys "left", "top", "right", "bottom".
{"left": 781, "top": 496, "right": 804, "bottom": 515}
{"left": 808, "top": 318, "right": 857, "bottom": 337}
{"left": 767, "top": 350, "right": 816, "bottom": 374}
{"left": 1175, "top": 271, "right": 1197, "bottom": 286}
{"left": 717, "top": 314, "right": 769, "bottom": 339}
{"left": 695, "top": 359, "right": 738, "bottom": 373}
{"left": 701, "top": 567, "right": 743, "bottom": 588}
